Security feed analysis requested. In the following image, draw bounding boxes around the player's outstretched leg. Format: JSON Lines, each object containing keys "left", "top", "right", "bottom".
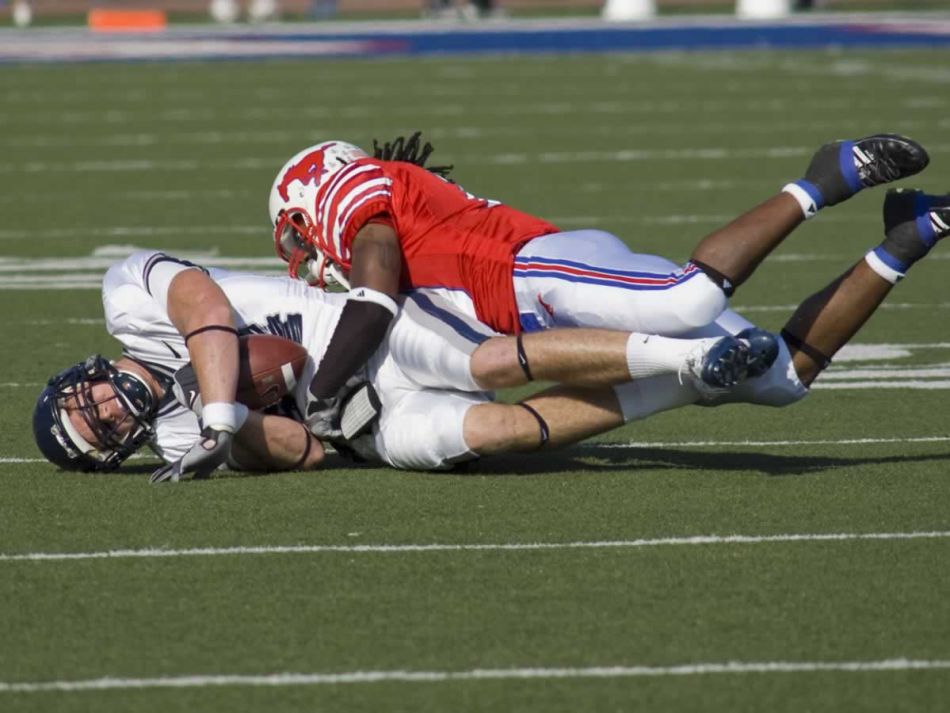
{"left": 782, "top": 189, "right": 950, "bottom": 385}
{"left": 464, "top": 327, "right": 778, "bottom": 452}
{"left": 688, "top": 134, "right": 929, "bottom": 296}
{"left": 469, "top": 328, "right": 778, "bottom": 392}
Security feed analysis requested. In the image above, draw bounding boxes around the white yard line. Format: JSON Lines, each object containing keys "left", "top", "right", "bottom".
{"left": 813, "top": 380, "right": 950, "bottom": 389}
{"left": 13, "top": 145, "right": 950, "bottom": 175}
{"left": 2, "top": 531, "right": 947, "bottom": 563}
{"left": 1, "top": 658, "right": 948, "bottom": 693}
{"left": 609, "top": 436, "right": 950, "bottom": 449}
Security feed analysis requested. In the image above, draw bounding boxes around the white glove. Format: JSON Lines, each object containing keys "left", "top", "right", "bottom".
{"left": 149, "top": 426, "right": 233, "bottom": 483}
{"left": 306, "top": 382, "right": 380, "bottom": 440}
{"left": 149, "top": 401, "right": 247, "bottom": 484}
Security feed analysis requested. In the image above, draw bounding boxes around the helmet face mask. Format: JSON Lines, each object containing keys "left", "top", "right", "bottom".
{"left": 269, "top": 141, "right": 366, "bottom": 290}
{"left": 275, "top": 209, "right": 350, "bottom": 289}
{"left": 33, "top": 356, "right": 156, "bottom": 472}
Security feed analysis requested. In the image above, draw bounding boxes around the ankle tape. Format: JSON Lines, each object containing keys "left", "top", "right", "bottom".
{"left": 783, "top": 181, "right": 821, "bottom": 219}
{"left": 780, "top": 329, "right": 832, "bottom": 371}
{"left": 516, "top": 333, "right": 534, "bottom": 381}
{"left": 689, "top": 259, "right": 736, "bottom": 297}
{"left": 518, "top": 402, "right": 550, "bottom": 448}
{"left": 865, "top": 247, "right": 906, "bottom": 285}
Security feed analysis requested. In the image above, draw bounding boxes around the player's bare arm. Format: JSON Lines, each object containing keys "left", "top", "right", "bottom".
{"left": 305, "top": 222, "right": 402, "bottom": 436}
{"left": 151, "top": 268, "right": 249, "bottom": 482}
{"left": 166, "top": 268, "right": 241, "bottom": 408}
{"left": 230, "top": 412, "right": 325, "bottom": 472}
{"left": 349, "top": 222, "right": 402, "bottom": 298}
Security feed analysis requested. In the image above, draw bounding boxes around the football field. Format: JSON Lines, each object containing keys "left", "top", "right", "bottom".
{"left": 1, "top": 48, "right": 949, "bottom": 711}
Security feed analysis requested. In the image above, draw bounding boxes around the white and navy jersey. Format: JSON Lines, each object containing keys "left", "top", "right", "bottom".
{"left": 103, "top": 250, "right": 347, "bottom": 462}
{"left": 102, "top": 250, "right": 500, "bottom": 470}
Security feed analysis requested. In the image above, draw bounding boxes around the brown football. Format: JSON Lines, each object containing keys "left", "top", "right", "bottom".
{"left": 236, "top": 334, "right": 309, "bottom": 410}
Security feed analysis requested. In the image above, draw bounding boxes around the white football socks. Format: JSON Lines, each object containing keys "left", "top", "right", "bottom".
{"left": 626, "top": 332, "right": 717, "bottom": 380}
{"left": 613, "top": 375, "right": 699, "bottom": 423}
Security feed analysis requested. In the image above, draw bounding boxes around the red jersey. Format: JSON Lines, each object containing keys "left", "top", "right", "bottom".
{"left": 311, "top": 157, "right": 559, "bottom": 334}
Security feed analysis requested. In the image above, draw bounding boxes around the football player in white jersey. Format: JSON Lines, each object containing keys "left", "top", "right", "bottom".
{"left": 34, "top": 250, "right": 793, "bottom": 480}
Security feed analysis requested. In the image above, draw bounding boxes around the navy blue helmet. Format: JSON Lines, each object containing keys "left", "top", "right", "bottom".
{"left": 32, "top": 356, "right": 156, "bottom": 472}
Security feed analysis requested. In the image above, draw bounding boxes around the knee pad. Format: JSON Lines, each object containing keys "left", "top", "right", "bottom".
{"left": 666, "top": 272, "right": 729, "bottom": 333}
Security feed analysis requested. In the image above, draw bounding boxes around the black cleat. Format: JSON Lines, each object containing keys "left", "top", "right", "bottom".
{"left": 881, "top": 189, "right": 950, "bottom": 266}
{"left": 799, "top": 134, "right": 930, "bottom": 208}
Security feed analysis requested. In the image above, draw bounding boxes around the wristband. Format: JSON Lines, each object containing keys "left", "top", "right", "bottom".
{"left": 202, "top": 401, "right": 249, "bottom": 434}
{"left": 349, "top": 286, "right": 399, "bottom": 316}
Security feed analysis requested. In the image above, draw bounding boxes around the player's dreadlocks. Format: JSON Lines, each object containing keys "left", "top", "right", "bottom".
{"left": 372, "top": 131, "right": 454, "bottom": 182}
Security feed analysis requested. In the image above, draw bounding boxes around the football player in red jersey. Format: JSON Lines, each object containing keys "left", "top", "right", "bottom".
{"left": 269, "top": 132, "right": 948, "bottom": 440}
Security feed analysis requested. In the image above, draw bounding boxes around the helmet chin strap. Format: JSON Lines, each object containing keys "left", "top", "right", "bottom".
{"left": 58, "top": 405, "right": 106, "bottom": 460}
{"left": 311, "top": 257, "right": 350, "bottom": 290}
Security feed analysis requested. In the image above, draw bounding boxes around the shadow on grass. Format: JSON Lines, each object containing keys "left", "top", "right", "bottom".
{"left": 465, "top": 444, "right": 950, "bottom": 478}
{"left": 119, "top": 453, "right": 369, "bottom": 479}
{"left": 116, "top": 446, "right": 950, "bottom": 480}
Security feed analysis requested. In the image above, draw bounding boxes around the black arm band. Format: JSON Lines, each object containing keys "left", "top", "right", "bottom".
{"left": 516, "top": 333, "right": 534, "bottom": 382}
{"left": 184, "top": 325, "right": 239, "bottom": 344}
{"left": 289, "top": 423, "right": 314, "bottom": 471}
{"left": 780, "top": 329, "right": 833, "bottom": 371}
{"left": 518, "top": 402, "right": 550, "bottom": 448}
{"left": 688, "top": 259, "right": 736, "bottom": 297}
{"left": 309, "top": 299, "right": 394, "bottom": 399}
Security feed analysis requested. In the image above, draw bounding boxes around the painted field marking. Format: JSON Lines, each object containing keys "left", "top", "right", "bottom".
{"left": 2, "top": 530, "right": 947, "bottom": 563}
{"left": 608, "top": 436, "right": 950, "bottom": 449}
{"left": 815, "top": 380, "right": 950, "bottom": 390}
{"left": 9, "top": 144, "right": 950, "bottom": 176}
{"left": 1, "top": 658, "right": 948, "bottom": 693}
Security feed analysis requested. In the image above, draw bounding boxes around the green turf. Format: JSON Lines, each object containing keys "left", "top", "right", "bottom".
{"left": 1, "top": 49, "right": 949, "bottom": 712}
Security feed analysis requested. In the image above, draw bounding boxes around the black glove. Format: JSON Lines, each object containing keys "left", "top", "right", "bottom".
{"left": 149, "top": 426, "right": 233, "bottom": 484}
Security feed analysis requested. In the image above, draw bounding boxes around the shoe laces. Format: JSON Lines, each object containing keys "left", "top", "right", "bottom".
{"left": 679, "top": 339, "right": 738, "bottom": 398}
{"left": 856, "top": 140, "right": 907, "bottom": 186}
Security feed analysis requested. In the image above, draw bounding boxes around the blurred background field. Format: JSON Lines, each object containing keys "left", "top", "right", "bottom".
{"left": 2, "top": 0, "right": 950, "bottom": 26}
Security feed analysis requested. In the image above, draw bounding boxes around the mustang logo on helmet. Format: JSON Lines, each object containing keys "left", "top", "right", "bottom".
{"left": 275, "top": 142, "right": 336, "bottom": 203}
{"left": 269, "top": 140, "right": 369, "bottom": 291}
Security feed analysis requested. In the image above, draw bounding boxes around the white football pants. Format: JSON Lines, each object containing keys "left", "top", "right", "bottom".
{"left": 511, "top": 230, "right": 807, "bottom": 412}
{"left": 512, "top": 230, "right": 729, "bottom": 335}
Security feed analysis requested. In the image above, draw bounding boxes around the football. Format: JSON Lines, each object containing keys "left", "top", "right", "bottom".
{"left": 236, "top": 334, "right": 309, "bottom": 410}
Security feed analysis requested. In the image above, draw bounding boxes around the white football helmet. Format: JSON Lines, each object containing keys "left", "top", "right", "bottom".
{"left": 268, "top": 140, "right": 368, "bottom": 289}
